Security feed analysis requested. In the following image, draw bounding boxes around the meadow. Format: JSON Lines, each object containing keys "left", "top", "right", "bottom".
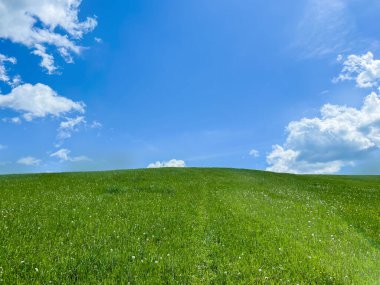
{"left": 0, "top": 168, "right": 379, "bottom": 284}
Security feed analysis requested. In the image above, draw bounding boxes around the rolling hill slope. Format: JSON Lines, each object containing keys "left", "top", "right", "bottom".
{"left": 0, "top": 168, "right": 379, "bottom": 284}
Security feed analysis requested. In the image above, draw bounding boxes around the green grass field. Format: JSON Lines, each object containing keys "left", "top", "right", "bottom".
{"left": 0, "top": 168, "right": 379, "bottom": 284}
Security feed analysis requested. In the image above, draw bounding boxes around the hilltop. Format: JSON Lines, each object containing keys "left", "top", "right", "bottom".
{"left": 0, "top": 168, "right": 379, "bottom": 284}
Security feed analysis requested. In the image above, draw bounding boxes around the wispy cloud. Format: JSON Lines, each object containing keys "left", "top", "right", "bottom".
{"left": 0, "top": 53, "right": 18, "bottom": 85}
{"left": 50, "top": 149, "right": 90, "bottom": 163}
{"left": 17, "top": 156, "right": 42, "bottom": 166}
{"left": 249, "top": 149, "right": 260, "bottom": 157}
{"left": 294, "top": 0, "right": 352, "bottom": 58}
{"left": 57, "top": 116, "right": 86, "bottom": 141}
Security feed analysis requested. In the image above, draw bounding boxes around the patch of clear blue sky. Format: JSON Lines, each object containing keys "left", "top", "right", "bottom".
{"left": 1, "top": 0, "right": 379, "bottom": 173}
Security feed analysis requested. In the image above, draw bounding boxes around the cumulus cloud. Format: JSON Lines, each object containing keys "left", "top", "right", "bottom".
{"left": 50, "top": 148, "right": 89, "bottom": 162}
{"left": 17, "top": 156, "right": 41, "bottom": 166}
{"left": 147, "top": 159, "right": 186, "bottom": 168}
{"left": 267, "top": 51, "right": 380, "bottom": 174}
{"left": 0, "top": 0, "right": 97, "bottom": 73}
{"left": 266, "top": 91, "right": 380, "bottom": 174}
{"left": 0, "top": 83, "right": 84, "bottom": 121}
{"left": 334, "top": 52, "right": 380, "bottom": 88}
{"left": 0, "top": 1, "right": 97, "bottom": 148}
{"left": 267, "top": 145, "right": 344, "bottom": 174}
{"left": 249, "top": 149, "right": 260, "bottom": 157}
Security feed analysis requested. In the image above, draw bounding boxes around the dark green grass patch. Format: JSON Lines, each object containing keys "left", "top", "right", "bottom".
{"left": 0, "top": 168, "right": 379, "bottom": 284}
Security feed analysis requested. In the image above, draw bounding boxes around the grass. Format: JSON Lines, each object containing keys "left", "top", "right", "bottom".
{"left": 0, "top": 168, "right": 379, "bottom": 284}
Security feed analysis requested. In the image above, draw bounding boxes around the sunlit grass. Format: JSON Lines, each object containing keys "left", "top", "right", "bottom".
{"left": 0, "top": 168, "right": 379, "bottom": 284}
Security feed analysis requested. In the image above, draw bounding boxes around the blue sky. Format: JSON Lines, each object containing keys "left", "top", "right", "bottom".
{"left": 1, "top": 0, "right": 380, "bottom": 174}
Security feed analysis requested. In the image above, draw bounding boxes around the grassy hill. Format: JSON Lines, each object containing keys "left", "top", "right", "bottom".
{"left": 0, "top": 168, "right": 379, "bottom": 284}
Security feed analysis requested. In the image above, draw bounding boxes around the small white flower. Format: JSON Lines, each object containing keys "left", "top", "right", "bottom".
{"left": 35, "top": 268, "right": 39, "bottom": 272}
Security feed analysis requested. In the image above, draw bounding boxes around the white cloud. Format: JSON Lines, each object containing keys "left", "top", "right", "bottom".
{"left": 32, "top": 44, "right": 58, "bottom": 74}
{"left": 147, "top": 159, "right": 186, "bottom": 168}
{"left": 266, "top": 145, "right": 344, "bottom": 174}
{"left": 17, "top": 156, "right": 41, "bottom": 166}
{"left": 55, "top": 117, "right": 102, "bottom": 144}
{"left": 50, "top": 148, "right": 89, "bottom": 162}
{"left": 2, "top": 117, "right": 21, "bottom": 124}
{"left": 89, "top": 120, "right": 102, "bottom": 129}
{"left": 10, "top": 75, "right": 22, "bottom": 87}
{"left": 57, "top": 116, "right": 86, "bottom": 140}
{"left": 267, "top": 91, "right": 380, "bottom": 174}
{"left": 249, "top": 149, "right": 260, "bottom": 157}
{"left": 0, "top": 1, "right": 97, "bottom": 146}
{"left": 0, "top": 0, "right": 97, "bottom": 73}
{"left": 50, "top": 148, "right": 70, "bottom": 161}
{"left": 0, "top": 83, "right": 84, "bottom": 121}
{"left": 0, "top": 53, "right": 19, "bottom": 85}
{"left": 334, "top": 52, "right": 380, "bottom": 88}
